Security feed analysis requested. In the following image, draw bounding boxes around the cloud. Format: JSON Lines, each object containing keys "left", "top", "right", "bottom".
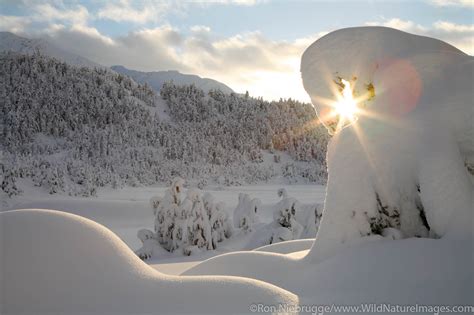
{"left": 0, "top": 2, "right": 90, "bottom": 35}
{"left": 95, "top": 0, "right": 265, "bottom": 24}
{"left": 35, "top": 23, "right": 316, "bottom": 101}
{"left": 366, "top": 18, "right": 426, "bottom": 32}
{"left": 97, "top": 0, "right": 173, "bottom": 24}
{"left": 190, "top": 25, "right": 211, "bottom": 33}
{"left": 183, "top": 0, "right": 266, "bottom": 6}
{"left": 433, "top": 21, "right": 474, "bottom": 32}
{"left": 33, "top": 3, "right": 90, "bottom": 26}
{"left": 366, "top": 18, "right": 473, "bottom": 55}
{"left": 429, "top": 0, "right": 474, "bottom": 8}
{"left": 0, "top": 15, "right": 31, "bottom": 33}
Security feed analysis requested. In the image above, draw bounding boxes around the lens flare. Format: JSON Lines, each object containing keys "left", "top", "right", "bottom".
{"left": 334, "top": 79, "right": 358, "bottom": 121}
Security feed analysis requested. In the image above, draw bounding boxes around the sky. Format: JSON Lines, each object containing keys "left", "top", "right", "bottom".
{"left": 0, "top": 0, "right": 473, "bottom": 102}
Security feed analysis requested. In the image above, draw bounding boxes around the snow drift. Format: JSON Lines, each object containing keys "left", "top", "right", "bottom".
{"left": 0, "top": 209, "right": 298, "bottom": 314}
{"left": 253, "top": 239, "right": 314, "bottom": 254}
{"left": 185, "top": 237, "right": 473, "bottom": 307}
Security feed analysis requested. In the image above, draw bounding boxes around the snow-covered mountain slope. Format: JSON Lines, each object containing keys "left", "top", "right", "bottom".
{"left": 0, "top": 209, "right": 298, "bottom": 314}
{"left": 0, "top": 31, "right": 101, "bottom": 68}
{"left": 1, "top": 52, "right": 328, "bottom": 197}
{"left": 111, "top": 65, "right": 234, "bottom": 94}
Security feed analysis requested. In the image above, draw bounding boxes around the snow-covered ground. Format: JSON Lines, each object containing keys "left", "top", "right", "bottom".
{"left": 2, "top": 183, "right": 325, "bottom": 275}
{"left": 1, "top": 209, "right": 298, "bottom": 314}
{"left": 2, "top": 26, "right": 473, "bottom": 314}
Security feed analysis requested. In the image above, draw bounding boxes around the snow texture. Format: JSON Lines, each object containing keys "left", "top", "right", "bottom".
{"left": 184, "top": 237, "right": 473, "bottom": 307}
{"left": 300, "top": 26, "right": 473, "bottom": 262}
{"left": 0, "top": 209, "right": 298, "bottom": 314}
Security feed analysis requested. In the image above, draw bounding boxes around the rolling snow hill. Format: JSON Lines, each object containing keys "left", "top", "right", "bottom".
{"left": 111, "top": 65, "right": 234, "bottom": 94}
{"left": 0, "top": 31, "right": 101, "bottom": 68}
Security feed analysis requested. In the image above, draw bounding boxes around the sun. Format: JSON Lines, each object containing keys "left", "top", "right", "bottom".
{"left": 333, "top": 79, "right": 358, "bottom": 121}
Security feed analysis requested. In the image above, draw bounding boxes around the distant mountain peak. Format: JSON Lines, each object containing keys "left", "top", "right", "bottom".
{"left": 111, "top": 65, "right": 234, "bottom": 94}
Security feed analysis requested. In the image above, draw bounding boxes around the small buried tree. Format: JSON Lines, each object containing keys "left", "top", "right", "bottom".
{"left": 136, "top": 178, "right": 232, "bottom": 259}
{"left": 232, "top": 193, "right": 262, "bottom": 232}
{"left": 269, "top": 188, "right": 303, "bottom": 244}
{"left": 1, "top": 169, "right": 22, "bottom": 197}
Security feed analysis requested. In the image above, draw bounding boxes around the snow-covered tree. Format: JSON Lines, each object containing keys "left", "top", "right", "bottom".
{"left": 136, "top": 179, "right": 232, "bottom": 259}
{"left": 233, "top": 193, "right": 261, "bottom": 232}
{"left": 1, "top": 170, "right": 22, "bottom": 197}
{"left": 1, "top": 52, "right": 329, "bottom": 196}
{"left": 295, "top": 203, "right": 323, "bottom": 238}
{"left": 269, "top": 189, "right": 303, "bottom": 244}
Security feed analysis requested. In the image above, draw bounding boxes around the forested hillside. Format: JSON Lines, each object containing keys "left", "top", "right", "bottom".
{"left": 1, "top": 52, "right": 329, "bottom": 197}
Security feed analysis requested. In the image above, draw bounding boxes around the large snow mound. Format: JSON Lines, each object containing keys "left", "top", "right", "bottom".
{"left": 300, "top": 26, "right": 473, "bottom": 262}
{"left": 184, "top": 237, "right": 473, "bottom": 306}
{"left": 301, "top": 26, "right": 466, "bottom": 112}
{"left": 0, "top": 209, "right": 297, "bottom": 314}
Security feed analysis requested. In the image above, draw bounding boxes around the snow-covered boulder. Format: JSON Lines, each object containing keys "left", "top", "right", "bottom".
{"left": 0, "top": 209, "right": 298, "bottom": 314}
{"left": 301, "top": 26, "right": 473, "bottom": 262}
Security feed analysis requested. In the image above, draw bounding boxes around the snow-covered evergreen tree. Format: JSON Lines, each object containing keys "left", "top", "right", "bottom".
{"left": 269, "top": 188, "right": 303, "bottom": 244}
{"left": 295, "top": 203, "right": 323, "bottom": 238}
{"left": 1, "top": 169, "right": 21, "bottom": 197}
{"left": 232, "top": 193, "right": 261, "bottom": 232}
{"left": 136, "top": 178, "right": 232, "bottom": 259}
{"left": 1, "top": 52, "right": 329, "bottom": 196}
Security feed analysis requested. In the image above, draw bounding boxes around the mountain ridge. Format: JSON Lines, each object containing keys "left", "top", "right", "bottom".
{"left": 111, "top": 65, "right": 234, "bottom": 94}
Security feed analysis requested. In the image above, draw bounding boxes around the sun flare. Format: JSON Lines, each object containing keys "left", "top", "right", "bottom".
{"left": 334, "top": 79, "right": 358, "bottom": 121}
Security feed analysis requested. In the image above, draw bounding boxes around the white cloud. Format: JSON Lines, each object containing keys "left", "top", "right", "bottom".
{"left": 366, "top": 18, "right": 426, "bottom": 32}
{"left": 429, "top": 0, "right": 474, "bottom": 8}
{"left": 95, "top": 0, "right": 264, "bottom": 24}
{"left": 190, "top": 25, "right": 211, "bottom": 33}
{"left": 97, "top": 0, "right": 172, "bottom": 24}
{"left": 33, "top": 3, "right": 90, "bottom": 26}
{"left": 184, "top": 0, "right": 266, "bottom": 6}
{"left": 434, "top": 21, "right": 474, "bottom": 32}
{"left": 0, "top": 15, "right": 31, "bottom": 33}
{"left": 366, "top": 18, "right": 473, "bottom": 54}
